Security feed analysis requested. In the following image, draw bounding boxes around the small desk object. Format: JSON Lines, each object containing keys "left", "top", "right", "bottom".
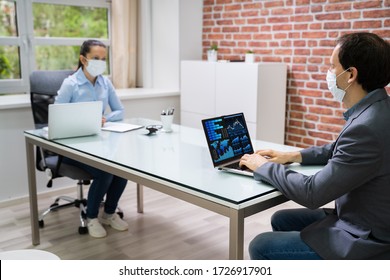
{"left": 24, "top": 118, "right": 321, "bottom": 259}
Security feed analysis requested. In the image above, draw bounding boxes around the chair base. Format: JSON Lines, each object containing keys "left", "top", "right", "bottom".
{"left": 38, "top": 195, "right": 88, "bottom": 235}
{"left": 38, "top": 180, "right": 125, "bottom": 235}
{"left": 38, "top": 196, "right": 124, "bottom": 235}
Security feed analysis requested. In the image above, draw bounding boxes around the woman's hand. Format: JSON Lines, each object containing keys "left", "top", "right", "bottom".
{"left": 101, "top": 116, "right": 106, "bottom": 127}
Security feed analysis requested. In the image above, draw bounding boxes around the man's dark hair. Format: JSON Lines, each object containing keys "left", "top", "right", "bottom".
{"left": 77, "top": 40, "right": 106, "bottom": 69}
{"left": 337, "top": 32, "right": 390, "bottom": 92}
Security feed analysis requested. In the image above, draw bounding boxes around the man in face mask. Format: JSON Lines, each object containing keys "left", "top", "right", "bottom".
{"left": 240, "top": 32, "right": 390, "bottom": 260}
{"left": 326, "top": 67, "right": 352, "bottom": 103}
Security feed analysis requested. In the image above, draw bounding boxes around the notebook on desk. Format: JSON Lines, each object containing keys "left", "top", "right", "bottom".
{"left": 46, "top": 101, "right": 102, "bottom": 140}
{"left": 101, "top": 121, "right": 143, "bottom": 133}
{"left": 201, "top": 112, "right": 254, "bottom": 177}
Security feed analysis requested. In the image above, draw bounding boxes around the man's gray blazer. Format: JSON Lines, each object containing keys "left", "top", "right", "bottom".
{"left": 254, "top": 88, "right": 390, "bottom": 259}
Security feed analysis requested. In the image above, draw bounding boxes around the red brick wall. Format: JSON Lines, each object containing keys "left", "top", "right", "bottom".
{"left": 202, "top": 0, "right": 390, "bottom": 147}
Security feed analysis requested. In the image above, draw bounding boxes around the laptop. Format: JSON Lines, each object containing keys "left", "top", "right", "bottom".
{"left": 46, "top": 101, "right": 103, "bottom": 140}
{"left": 202, "top": 112, "right": 254, "bottom": 176}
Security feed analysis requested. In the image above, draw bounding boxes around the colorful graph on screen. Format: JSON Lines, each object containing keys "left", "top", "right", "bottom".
{"left": 203, "top": 113, "right": 253, "bottom": 163}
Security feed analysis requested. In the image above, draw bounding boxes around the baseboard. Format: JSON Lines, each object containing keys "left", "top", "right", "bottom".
{"left": 0, "top": 185, "right": 77, "bottom": 208}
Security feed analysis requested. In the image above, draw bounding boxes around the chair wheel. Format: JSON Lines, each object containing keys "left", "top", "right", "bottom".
{"left": 78, "top": 226, "right": 88, "bottom": 235}
{"left": 117, "top": 212, "right": 124, "bottom": 219}
{"left": 39, "top": 220, "right": 45, "bottom": 228}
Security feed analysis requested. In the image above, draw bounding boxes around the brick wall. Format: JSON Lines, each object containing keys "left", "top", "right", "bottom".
{"left": 202, "top": 0, "right": 390, "bottom": 147}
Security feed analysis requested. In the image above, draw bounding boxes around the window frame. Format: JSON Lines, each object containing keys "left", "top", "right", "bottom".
{"left": 0, "top": 0, "right": 111, "bottom": 95}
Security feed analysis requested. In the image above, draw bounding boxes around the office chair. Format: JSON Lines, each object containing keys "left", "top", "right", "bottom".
{"left": 30, "top": 70, "right": 93, "bottom": 234}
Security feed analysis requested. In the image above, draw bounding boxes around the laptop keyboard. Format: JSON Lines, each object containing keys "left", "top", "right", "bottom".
{"left": 225, "top": 161, "right": 240, "bottom": 169}
{"left": 224, "top": 161, "right": 252, "bottom": 172}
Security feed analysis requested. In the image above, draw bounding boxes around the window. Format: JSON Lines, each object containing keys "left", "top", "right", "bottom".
{"left": 0, "top": 0, "right": 111, "bottom": 95}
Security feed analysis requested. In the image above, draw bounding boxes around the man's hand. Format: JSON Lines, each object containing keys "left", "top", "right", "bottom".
{"left": 239, "top": 153, "right": 268, "bottom": 171}
{"left": 239, "top": 150, "right": 302, "bottom": 171}
{"left": 256, "top": 149, "right": 302, "bottom": 165}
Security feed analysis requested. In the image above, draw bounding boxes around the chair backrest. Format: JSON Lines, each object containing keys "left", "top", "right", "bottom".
{"left": 30, "top": 70, "right": 74, "bottom": 173}
{"left": 30, "top": 70, "right": 74, "bottom": 129}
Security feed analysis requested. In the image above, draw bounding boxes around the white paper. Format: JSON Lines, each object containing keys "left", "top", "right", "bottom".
{"left": 101, "top": 122, "right": 143, "bottom": 133}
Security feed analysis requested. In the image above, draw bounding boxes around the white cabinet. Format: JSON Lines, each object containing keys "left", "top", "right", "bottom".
{"left": 180, "top": 61, "right": 287, "bottom": 144}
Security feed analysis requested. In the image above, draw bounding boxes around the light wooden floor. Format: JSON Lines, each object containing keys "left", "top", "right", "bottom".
{"left": 0, "top": 181, "right": 304, "bottom": 260}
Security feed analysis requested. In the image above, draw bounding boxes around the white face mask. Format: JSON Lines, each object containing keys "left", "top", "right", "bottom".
{"left": 85, "top": 59, "right": 106, "bottom": 77}
{"left": 326, "top": 68, "right": 352, "bottom": 103}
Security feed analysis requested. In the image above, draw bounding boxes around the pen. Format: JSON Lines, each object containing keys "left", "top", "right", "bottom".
{"left": 168, "top": 108, "right": 175, "bottom": 115}
{"left": 161, "top": 107, "right": 175, "bottom": 115}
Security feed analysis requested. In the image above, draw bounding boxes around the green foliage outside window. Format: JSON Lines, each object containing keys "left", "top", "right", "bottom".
{"left": 0, "top": 2, "right": 109, "bottom": 79}
{"left": 0, "top": 1, "right": 18, "bottom": 78}
{"left": 33, "top": 4, "right": 108, "bottom": 38}
{"left": 0, "top": 45, "right": 19, "bottom": 79}
{"left": 33, "top": 3, "right": 108, "bottom": 71}
{"left": 0, "top": 49, "right": 12, "bottom": 77}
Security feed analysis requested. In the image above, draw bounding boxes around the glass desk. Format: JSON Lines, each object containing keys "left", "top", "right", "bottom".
{"left": 24, "top": 118, "right": 322, "bottom": 259}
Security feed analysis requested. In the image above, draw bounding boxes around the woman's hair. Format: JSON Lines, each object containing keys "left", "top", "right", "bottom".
{"left": 336, "top": 32, "right": 390, "bottom": 92}
{"left": 77, "top": 40, "right": 106, "bottom": 69}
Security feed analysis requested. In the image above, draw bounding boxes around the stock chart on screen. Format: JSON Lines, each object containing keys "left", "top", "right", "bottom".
{"left": 203, "top": 113, "right": 253, "bottom": 164}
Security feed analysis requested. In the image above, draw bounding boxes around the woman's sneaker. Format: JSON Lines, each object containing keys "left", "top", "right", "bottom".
{"left": 87, "top": 218, "right": 107, "bottom": 238}
{"left": 100, "top": 213, "right": 129, "bottom": 231}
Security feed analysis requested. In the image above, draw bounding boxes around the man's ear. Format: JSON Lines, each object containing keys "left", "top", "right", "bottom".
{"left": 347, "top": 67, "right": 358, "bottom": 83}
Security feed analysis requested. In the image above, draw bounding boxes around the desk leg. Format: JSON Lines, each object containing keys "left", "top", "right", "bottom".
{"left": 229, "top": 209, "right": 244, "bottom": 260}
{"left": 137, "top": 183, "right": 144, "bottom": 213}
{"left": 25, "top": 139, "right": 40, "bottom": 245}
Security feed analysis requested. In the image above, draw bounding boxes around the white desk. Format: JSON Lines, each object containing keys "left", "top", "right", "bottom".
{"left": 24, "top": 118, "right": 321, "bottom": 259}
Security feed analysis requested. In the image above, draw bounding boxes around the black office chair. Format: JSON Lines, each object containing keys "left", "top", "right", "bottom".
{"left": 30, "top": 70, "right": 93, "bottom": 234}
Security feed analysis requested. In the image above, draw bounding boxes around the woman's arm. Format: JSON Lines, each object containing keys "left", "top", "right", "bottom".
{"left": 104, "top": 80, "right": 124, "bottom": 122}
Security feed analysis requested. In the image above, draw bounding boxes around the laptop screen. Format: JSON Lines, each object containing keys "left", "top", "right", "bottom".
{"left": 202, "top": 113, "right": 254, "bottom": 167}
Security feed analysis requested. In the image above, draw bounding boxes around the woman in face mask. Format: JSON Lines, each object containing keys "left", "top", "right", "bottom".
{"left": 55, "top": 40, "right": 129, "bottom": 238}
{"left": 56, "top": 39, "right": 124, "bottom": 125}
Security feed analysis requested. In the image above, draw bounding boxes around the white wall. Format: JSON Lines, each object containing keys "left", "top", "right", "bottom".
{"left": 147, "top": 0, "right": 203, "bottom": 88}
{"left": 179, "top": 0, "right": 203, "bottom": 61}
{"left": 151, "top": 0, "right": 180, "bottom": 88}
{"left": 0, "top": 105, "right": 40, "bottom": 202}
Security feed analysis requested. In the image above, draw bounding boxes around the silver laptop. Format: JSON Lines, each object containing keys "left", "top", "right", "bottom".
{"left": 47, "top": 101, "right": 102, "bottom": 140}
{"left": 202, "top": 112, "right": 254, "bottom": 176}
